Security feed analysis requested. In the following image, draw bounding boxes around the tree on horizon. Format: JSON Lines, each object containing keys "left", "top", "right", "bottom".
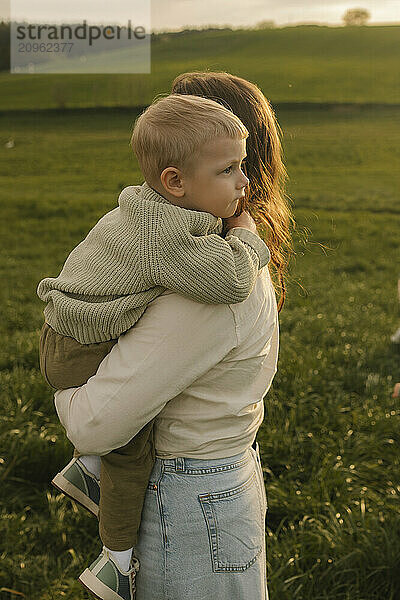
{"left": 343, "top": 8, "right": 371, "bottom": 26}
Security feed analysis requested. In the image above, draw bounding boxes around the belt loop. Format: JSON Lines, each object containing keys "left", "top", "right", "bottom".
{"left": 175, "top": 457, "right": 185, "bottom": 472}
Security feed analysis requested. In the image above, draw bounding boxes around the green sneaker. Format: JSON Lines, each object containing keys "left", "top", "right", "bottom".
{"left": 51, "top": 457, "right": 100, "bottom": 517}
{"left": 79, "top": 546, "right": 140, "bottom": 600}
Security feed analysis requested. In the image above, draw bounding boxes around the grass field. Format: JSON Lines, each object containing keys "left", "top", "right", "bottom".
{"left": 0, "top": 101, "right": 399, "bottom": 599}
{"left": 1, "top": 25, "right": 400, "bottom": 110}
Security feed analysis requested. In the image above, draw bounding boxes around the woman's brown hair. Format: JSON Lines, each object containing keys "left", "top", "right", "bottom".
{"left": 171, "top": 71, "right": 296, "bottom": 313}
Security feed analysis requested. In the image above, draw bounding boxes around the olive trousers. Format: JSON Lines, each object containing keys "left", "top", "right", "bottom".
{"left": 39, "top": 322, "right": 155, "bottom": 551}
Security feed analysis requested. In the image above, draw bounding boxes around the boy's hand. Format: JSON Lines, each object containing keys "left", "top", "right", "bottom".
{"left": 223, "top": 211, "right": 258, "bottom": 235}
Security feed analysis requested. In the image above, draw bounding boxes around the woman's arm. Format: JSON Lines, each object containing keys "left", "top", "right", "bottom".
{"left": 54, "top": 290, "right": 238, "bottom": 456}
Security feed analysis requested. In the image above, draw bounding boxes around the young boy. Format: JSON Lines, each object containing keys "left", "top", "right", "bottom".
{"left": 37, "top": 94, "right": 271, "bottom": 600}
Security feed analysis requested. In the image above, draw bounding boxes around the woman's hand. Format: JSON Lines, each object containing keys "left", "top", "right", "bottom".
{"left": 223, "top": 211, "right": 258, "bottom": 235}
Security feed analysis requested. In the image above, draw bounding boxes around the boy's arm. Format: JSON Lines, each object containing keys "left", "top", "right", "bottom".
{"left": 148, "top": 213, "right": 270, "bottom": 305}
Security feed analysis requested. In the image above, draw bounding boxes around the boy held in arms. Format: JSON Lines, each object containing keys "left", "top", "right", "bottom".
{"left": 37, "top": 94, "right": 271, "bottom": 600}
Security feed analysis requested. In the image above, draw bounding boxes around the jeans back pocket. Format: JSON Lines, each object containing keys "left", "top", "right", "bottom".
{"left": 198, "top": 469, "right": 264, "bottom": 572}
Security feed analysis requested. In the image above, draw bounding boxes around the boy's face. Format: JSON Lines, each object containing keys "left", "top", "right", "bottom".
{"left": 177, "top": 136, "right": 249, "bottom": 218}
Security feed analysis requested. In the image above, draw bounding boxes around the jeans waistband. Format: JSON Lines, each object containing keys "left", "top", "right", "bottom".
{"left": 155, "top": 440, "right": 260, "bottom": 473}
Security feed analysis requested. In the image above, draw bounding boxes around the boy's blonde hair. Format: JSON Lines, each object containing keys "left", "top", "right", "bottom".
{"left": 130, "top": 93, "right": 248, "bottom": 185}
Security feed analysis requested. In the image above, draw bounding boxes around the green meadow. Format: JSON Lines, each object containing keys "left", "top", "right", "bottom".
{"left": 1, "top": 25, "right": 400, "bottom": 109}
{"left": 1, "top": 25, "right": 400, "bottom": 600}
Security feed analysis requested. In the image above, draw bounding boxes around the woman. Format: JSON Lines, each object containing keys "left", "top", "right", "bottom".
{"left": 54, "top": 72, "right": 295, "bottom": 599}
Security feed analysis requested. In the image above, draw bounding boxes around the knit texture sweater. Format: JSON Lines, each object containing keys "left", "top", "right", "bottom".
{"left": 37, "top": 182, "right": 271, "bottom": 344}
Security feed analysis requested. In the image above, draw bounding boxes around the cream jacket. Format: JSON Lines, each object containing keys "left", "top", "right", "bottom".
{"left": 54, "top": 265, "right": 279, "bottom": 459}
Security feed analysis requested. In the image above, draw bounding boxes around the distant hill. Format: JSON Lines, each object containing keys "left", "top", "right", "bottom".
{"left": 0, "top": 25, "right": 399, "bottom": 110}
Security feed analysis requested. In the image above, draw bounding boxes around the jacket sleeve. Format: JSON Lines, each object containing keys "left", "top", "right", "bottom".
{"left": 53, "top": 292, "right": 237, "bottom": 455}
{"left": 148, "top": 213, "right": 271, "bottom": 305}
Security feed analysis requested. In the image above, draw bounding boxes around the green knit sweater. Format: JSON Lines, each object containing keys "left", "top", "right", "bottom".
{"left": 37, "top": 181, "right": 271, "bottom": 344}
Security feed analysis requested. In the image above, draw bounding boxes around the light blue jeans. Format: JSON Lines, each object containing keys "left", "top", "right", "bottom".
{"left": 135, "top": 441, "right": 269, "bottom": 600}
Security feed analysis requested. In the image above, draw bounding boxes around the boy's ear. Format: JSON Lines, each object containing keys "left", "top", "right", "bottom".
{"left": 160, "top": 167, "right": 185, "bottom": 198}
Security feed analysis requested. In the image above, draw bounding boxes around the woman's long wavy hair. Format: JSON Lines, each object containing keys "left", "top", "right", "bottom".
{"left": 171, "top": 71, "right": 296, "bottom": 313}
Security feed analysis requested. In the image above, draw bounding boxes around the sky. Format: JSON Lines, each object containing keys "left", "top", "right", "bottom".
{"left": 1, "top": 0, "right": 399, "bottom": 28}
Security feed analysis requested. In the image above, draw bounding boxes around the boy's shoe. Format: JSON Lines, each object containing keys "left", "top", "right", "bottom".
{"left": 79, "top": 546, "right": 140, "bottom": 600}
{"left": 51, "top": 457, "right": 100, "bottom": 517}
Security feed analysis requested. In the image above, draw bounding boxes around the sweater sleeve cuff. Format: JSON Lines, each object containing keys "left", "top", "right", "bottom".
{"left": 225, "top": 227, "right": 271, "bottom": 269}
